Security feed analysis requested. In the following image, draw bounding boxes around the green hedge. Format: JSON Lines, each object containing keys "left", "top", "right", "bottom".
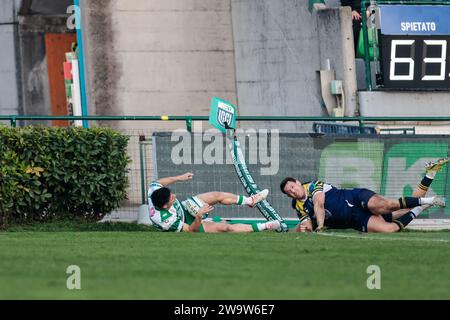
{"left": 0, "top": 126, "right": 130, "bottom": 227}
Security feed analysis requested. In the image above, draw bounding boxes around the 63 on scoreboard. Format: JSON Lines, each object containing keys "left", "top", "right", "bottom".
{"left": 379, "top": 5, "right": 450, "bottom": 90}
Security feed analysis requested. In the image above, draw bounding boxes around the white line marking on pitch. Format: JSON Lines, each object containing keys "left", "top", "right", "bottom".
{"left": 315, "top": 232, "right": 450, "bottom": 244}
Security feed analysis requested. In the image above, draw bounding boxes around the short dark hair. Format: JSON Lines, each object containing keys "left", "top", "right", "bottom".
{"left": 280, "top": 177, "right": 296, "bottom": 194}
{"left": 151, "top": 187, "right": 171, "bottom": 208}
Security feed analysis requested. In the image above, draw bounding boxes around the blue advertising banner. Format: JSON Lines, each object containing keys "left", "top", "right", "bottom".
{"left": 380, "top": 5, "right": 450, "bottom": 35}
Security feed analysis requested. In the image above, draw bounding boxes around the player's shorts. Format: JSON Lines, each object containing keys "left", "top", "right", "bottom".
{"left": 350, "top": 207, "right": 372, "bottom": 233}
{"left": 348, "top": 188, "right": 377, "bottom": 232}
{"left": 181, "top": 196, "right": 206, "bottom": 233}
{"left": 349, "top": 188, "right": 376, "bottom": 210}
{"left": 178, "top": 222, "right": 205, "bottom": 233}
{"left": 350, "top": 210, "right": 394, "bottom": 233}
{"left": 322, "top": 188, "right": 377, "bottom": 232}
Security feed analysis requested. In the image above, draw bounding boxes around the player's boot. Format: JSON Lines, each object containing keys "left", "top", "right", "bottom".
{"left": 247, "top": 189, "right": 269, "bottom": 208}
{"left": 430, "top": 196, "right": 446, "bottom": 207}
{"left": 265, "top": 220, "right": 281, "bottom": 231}
{"left": 425, "top": 157, "right": 449, "bottom": 174}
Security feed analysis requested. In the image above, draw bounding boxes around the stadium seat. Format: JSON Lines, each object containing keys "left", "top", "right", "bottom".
{"left": 313, "top": 121, "right": 378, "bottom": 135}
{"left": 356, "top": 27, "right": 379, "bottom": 61}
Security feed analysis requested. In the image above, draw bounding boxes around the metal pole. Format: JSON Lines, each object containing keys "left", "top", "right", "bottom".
{"left": 361, "top": 0, "right": 372, "bottom": 90}
{"left": 2, "top": 115, "right": 450, "bottom": 122}
{"left": 74, "top": 0, "right": 89, "bottom": 128}
{"left": 359, "top": 119, "right": 365, "bottom": 133}
{"left": 139, "top": 139, "right": 146, "bottom": 205}
{"left": 186, "top": 116, "right": 192, "bottom": 133}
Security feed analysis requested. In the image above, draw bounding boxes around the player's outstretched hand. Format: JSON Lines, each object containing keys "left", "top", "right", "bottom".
{"left": 295, "top": 223, "right": 311, "bottom": 233}
{"left": 178, "top": 172, "right": 194, "bottom": 181}
{"left": 197, "top": 204, "right": 215, "bottom": 218}
{"left": 314, "top": 226, "right": 326, "bottom": 233}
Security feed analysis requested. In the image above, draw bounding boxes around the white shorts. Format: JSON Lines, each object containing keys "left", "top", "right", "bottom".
{"left": 181, "top": 196, "right": 206, "bottom": 218}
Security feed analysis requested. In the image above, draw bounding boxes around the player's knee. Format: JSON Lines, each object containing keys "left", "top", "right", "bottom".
{"left": 368, "top": 196, "right": 388, "bottom": 214}
{"left": 389, "top": 200, "right": 400, "bottom": 211}
{"left": 385, "top": 223, "right": 400, "bottom": 233}
{"left": 210, "top": 191, "right": 224, "bottom": 201}
{"left": 373, "top": 199, "right": 396, "bottom": 214}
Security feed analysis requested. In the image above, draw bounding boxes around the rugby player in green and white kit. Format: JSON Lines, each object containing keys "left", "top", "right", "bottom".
{"left": 148, "top": 172, "right": 282, "bottom": 233}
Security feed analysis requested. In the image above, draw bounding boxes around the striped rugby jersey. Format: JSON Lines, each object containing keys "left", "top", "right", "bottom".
{"left": 147, "top": 182, "right": 185, "bottom": 232}
{"left": 292, "top": 180, "right": 333, "bottom": 221}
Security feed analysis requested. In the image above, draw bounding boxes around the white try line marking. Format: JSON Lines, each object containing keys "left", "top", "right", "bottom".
{"left": 315, "top": 232, "right": 450, "bottom": 244}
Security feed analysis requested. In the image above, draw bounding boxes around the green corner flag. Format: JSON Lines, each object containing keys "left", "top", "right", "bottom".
{"left": 209, "top": 97, "right": 237, "bottom": 133}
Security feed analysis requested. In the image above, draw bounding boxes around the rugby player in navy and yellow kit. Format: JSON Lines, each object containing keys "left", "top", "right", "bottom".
{"left": 280, "top": 158, "right": 448, "bottom": 233}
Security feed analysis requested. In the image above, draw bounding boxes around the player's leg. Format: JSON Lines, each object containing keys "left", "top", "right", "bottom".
{"left": 413, "top": 157, "right": 449, "bottom": 197}
{"left": 397, "top": 158, "right": 449, "bottom": 210}
{"left": 196, "top": 190, "right": 268, "bottom": 208}
{"left": 201, "top": 221, "right": 251, "bottom": 233}
{"left": 367, "top": 215, "right": 401, "bottom": 233}
{"left": 367, "top": 194, "right": 444, "bottom": 215}
{"left": 368, "top": 205, "right": 430, "bottom": 233}
{"left": 369, "top": 158, "right": 449, "bottom": 216}
{"left": 350, "top": 188, "right": 407, "bottom": 216}
{"left": 183, "top": 192, "right": 282, "bottom": 232}
{"left": 202, "top": 220, "right": 280, "bottom": 233}
{"left": 390, "top": 157, "right": 449, "bottom": 219}
{"left": 391, "top": 168, "right": 433, "bottom": 219}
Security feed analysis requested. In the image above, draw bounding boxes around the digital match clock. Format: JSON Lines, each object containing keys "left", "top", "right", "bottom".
{"left": 379, "top": 5, "right": 450, "bottom": 90}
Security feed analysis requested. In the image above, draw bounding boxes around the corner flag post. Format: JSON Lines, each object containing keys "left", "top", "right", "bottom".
{"left": 208, "top": 97, "right": 289, "bottom": 232}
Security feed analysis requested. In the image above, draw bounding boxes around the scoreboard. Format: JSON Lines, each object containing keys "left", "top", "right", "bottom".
{"left": 379, "top": 5, "right": 450, "bottom": 90}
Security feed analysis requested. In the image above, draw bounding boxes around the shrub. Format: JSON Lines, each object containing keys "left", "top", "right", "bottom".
{"left": 0, "top": 126, "right": 130, "bottom": 226}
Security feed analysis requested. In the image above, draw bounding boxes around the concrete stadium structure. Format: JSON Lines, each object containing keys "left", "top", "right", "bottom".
{"left": 2, "top": 0, "right": 449, "bottom": 131}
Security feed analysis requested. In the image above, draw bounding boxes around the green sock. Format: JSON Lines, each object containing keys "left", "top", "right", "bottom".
{"left": 237, "top": 195, "right": 252, "bottom": 206}
{"left": 251, "top": 223, "right": 260, "bottom": 232}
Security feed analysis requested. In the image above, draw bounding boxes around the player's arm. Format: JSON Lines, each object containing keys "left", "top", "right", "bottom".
{"left": 157, "top": 172, "right": 194, "bottom": 187}
{"left": 312, "top": 192, "right": 326, "bottom": 232}
{"left": 292, "top": 198, "right": 313, "bottom": 232}
{"left": 182, "top": 204, "right": 215, "bottom": 232}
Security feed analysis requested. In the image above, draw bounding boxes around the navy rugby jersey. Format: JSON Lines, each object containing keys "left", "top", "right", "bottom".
{"left": 292, "top": 180, "right": 359, "bottom": 229}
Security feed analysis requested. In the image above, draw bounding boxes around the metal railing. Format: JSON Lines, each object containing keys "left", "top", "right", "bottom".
{"left": 2, "top": 115, "right": 450, "bottom": 220}
{"left": 2, "top": 115, "right": 450, "bottom": 132}
{"left": 360, "top": 0, "right": 450, "bottom": 90}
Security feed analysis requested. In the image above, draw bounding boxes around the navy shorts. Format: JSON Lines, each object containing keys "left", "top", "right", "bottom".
{"left": 350, "top": 208, "right": 372, "bottom": 232}
{"left": 349, "top": 188, "right": 377, "bottom": 232}
{"left": 350, "top": 188, "right": 376, "bottom": 210}
{"left": 350, "top": 210, "right": 393, "bottom": 232}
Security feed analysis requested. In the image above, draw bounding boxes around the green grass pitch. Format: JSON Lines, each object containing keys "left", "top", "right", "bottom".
{"left": 0, "top": 224, "right": 449, "bottom": 299}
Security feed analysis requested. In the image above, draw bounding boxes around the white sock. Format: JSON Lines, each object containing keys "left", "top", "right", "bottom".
{"left": 256, "top": 221, "right": 275, "bottom": 231}
{"left": 410, "top": 206, "right": 424, "bottom": 218}
{"left": 419, "top": 197, "right": 434, "bottom": 205}
{"left": 237, "top": 195, "right": 252, "bottom": 206}
{"left": 426, "top": 171, "right": 436, "bottom": 179}
{"left": 256, "top": 222, "right": 267, "bottom": 231}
